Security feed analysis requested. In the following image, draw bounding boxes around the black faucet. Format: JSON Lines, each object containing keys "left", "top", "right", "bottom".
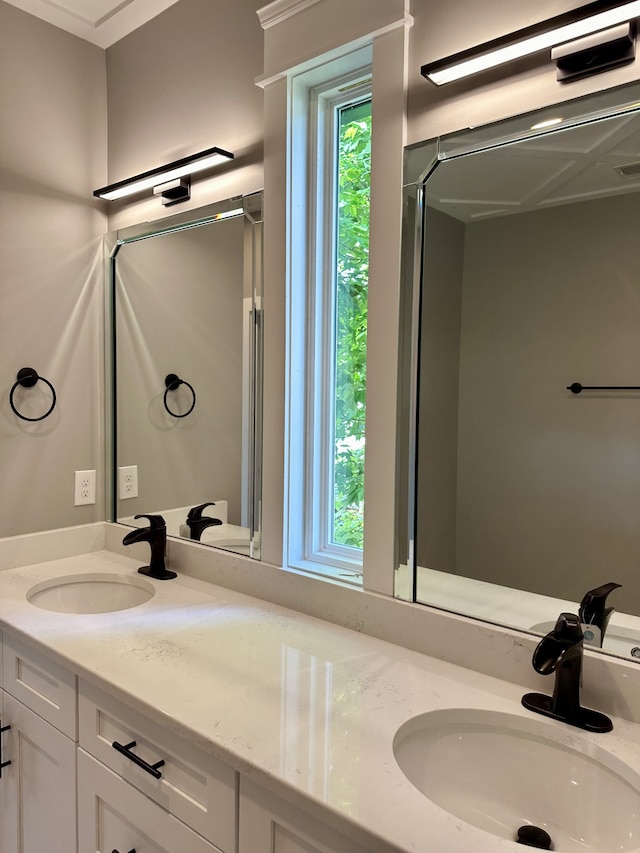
{"left": 522, "top": 612, "right": 612, "bottom": 733}
{"left": 578, "top": 582, "right": 621, "bottom": 646}
{"left": 122, "top": 514, "right": 176, "bottom": 580}
{"left": 186, "top": 502, "right": 223, "bottom": 542}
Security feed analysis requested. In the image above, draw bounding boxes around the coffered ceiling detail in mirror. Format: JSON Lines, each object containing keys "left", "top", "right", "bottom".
{"left": 426, "top": 113, "right": 640, "bottom": 222}
{"left": 4, "top": 0, "right": 180, "bottom": 46}
{"left": 401, "top": 82, "right": 640, "bottom": 666}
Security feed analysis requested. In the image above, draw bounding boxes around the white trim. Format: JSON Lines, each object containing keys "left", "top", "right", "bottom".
{"left": 361, "top": 24, "right": 410, "bottom": 596}
{"left": 257, "top": 0, "right": 322, "bottom": 30}
{"left": 257, "top": 0, "right": 412, "bottom": 85}
{"left": 286, "top": 51, "right": 372, "bottom": 579}
{"left": 255, "top": 17, "right": 413, "bottom": 88}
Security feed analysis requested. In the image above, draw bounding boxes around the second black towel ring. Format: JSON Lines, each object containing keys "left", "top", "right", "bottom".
{"left": 163, "top": 373, "right": 196, "bottom": 418}
{"left": 9, "top": 367, "right": 57, "bottom": 422}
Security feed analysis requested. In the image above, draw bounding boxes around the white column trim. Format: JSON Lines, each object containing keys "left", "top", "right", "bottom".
{"left": 257, "top": 0, "right": 411, "bottom": 83}
{"left": 257, "top": 0, "right": 323, "bottom": 30}
{"left": 255, "top": 15, "right": 413, "bottom": 88}
{"left": 362, "top": 22, "right": 411, "bottom": 596}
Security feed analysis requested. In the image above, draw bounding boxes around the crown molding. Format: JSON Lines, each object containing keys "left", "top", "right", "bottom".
{"left": 2, "top": 0, "right": 181, "bottom": 48}
{"left": 257, "top": 0, "right": 322, "bottom": 30}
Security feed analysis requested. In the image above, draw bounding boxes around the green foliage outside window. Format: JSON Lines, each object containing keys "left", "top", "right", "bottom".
{"left": 333, "top": 99, "right": 371, "bottom": 548}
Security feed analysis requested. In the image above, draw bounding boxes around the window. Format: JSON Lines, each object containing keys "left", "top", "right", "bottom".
{"left": 332, "top": 97, "right": 371, "bottom": 550}
{"left": 287, "top": 56, "right": 372, "bottom": 582}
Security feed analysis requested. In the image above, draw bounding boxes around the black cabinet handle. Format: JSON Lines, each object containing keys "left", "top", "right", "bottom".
{"left": 111, "top": 849, "right": 136, "bottom": 852}
{"left": 112, "top": 740, "right": 165, "bottom": 779}
{"left": 0, "top": 723, "right": 11, "bottom": 778}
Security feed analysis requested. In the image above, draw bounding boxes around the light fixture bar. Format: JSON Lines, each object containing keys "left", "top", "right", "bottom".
{"left": 94, "top": 146, "right": 234, "bottom": 201}
{"left": 421, "top": 0, "right": 640, "bottom": 85}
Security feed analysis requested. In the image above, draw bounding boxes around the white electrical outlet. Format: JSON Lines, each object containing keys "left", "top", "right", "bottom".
{"left": 119, "top": 465, "right": 138, "bottom": 499}
{"left": 74, "top": 469, "right": 96, "bottom": 506}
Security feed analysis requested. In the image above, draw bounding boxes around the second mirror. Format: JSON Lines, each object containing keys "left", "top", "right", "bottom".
{"left": 110, "top": 192, "right": 263, "bottom": 558}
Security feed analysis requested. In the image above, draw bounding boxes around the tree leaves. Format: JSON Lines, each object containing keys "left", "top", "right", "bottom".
{"left": 333, "top": 103, "right": 371, "bottom": 548}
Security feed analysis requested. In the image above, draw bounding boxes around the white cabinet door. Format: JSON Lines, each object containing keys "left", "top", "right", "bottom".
{"left": 0, "top": 691, "right": 76, "bottom": 853}
{"left": 239, "top": 777, "right": 376, "bottom": 853}
{"left": 78, "top": 748, "right": 221, "bottom": 853}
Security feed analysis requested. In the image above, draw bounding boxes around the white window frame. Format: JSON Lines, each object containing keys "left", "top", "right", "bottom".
{"left": 286, "top": 47, "right": 372, "bottom": 583}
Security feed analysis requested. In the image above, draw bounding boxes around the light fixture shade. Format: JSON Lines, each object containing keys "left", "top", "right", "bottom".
{"left": 421, "top": 0, "right": 640, "bottom": 85}
{"left": 93, "top": 146, "right": 234, "bottom": 201}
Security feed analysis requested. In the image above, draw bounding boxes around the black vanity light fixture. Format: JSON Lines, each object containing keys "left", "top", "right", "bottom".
{"left": 93, "top": 146, "right": 234, "bottom": 206}
{"left": 421, "top": 0, "right": 639, "bottom": 85}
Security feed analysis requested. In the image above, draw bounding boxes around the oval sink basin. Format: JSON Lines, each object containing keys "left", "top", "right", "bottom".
{"left": 27, "top": 573, "right": 155, "bottom": 614}
{"left": 393, "top": 709, "right": 640, "bottom": 852}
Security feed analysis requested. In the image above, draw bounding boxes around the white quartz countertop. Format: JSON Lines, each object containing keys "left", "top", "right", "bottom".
{"left": 1, "top": 549, "right": 640, "bottom": 852}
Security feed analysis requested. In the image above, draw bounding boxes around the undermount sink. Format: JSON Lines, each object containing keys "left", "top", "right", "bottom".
{"left": 27, "top": 572, "right": 155, "bottom": 614}
{"left": 393, "top": 708, "right": 640, "bottom": 852}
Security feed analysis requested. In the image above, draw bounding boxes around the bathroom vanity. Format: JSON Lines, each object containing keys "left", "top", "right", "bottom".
{"left": 1, "top": 524, "right": 640, "bottom": 853}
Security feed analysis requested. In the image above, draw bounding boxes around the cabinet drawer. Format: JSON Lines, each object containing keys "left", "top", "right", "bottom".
{"left": 78, "top": 748, "right": 222, "bottom": 853}
{"left": 79, "top": 679, "right": 236, "bottom": 853}
{"left": 3, "top": 635, "right": 76, "bottom": 739}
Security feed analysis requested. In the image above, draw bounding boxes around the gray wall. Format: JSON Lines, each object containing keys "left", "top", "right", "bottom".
{"left": 417, "top": 192, "right": 640, "bottom": 613}
{"left": 0, "top": 0, "right": 264, "bottom": 539}
{"left": 0, "top": 2, "right": 107, "bottom": 537}
{"left": 105, "top": 0, "right": 265, "bottom": 230}
{"left": 115, "top": 217, "right": 245, "bottom": 523}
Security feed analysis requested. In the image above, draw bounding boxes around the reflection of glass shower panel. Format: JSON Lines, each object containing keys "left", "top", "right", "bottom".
{"left": 250, "top": 304, "right": 264, "bottom": 559}
{"left": 278, "top": 644, "right": 364, "bottom": 809}
{"left": 241, "top": 298, "right": 252, "bottom": 528}
{"left": 280, "top": 646, "right": 333, "bottom": 799}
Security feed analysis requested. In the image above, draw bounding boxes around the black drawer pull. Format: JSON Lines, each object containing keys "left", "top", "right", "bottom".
{"left": 112, "top": 740, "right": 165, "bottom": 779}
{"left": 0, "top": 724, "right": 11, "bottom": 778}
{"left": 112, "top": 849, "right": 136, "bottom": 852}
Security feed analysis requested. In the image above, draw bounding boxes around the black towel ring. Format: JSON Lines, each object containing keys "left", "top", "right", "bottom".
{"left": 9, "top": 367, "right": 57, "bottom": 422}
{"left": 163, "top": 373, "right": 196, "bottom": 418}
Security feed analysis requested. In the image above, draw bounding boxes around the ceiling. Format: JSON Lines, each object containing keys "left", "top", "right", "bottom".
{"left": 3, "top": 0, "right": 182, "bottom": 47}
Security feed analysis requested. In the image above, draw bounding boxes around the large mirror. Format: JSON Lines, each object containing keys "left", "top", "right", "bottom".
{"left": 400, "top": 81, "right": 640, "bottom": 663}
{"left": 109, "top": 192, "right": 263, "bottom": 558}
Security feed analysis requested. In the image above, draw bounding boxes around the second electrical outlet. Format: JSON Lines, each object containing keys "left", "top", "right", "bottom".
{"left": 119, "top": 465, "right": 139, "bottom": 499}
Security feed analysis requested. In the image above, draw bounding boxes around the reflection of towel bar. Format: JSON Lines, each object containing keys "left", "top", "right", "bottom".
{"left": 568, "top": 382, "right": 640, "bottom": 394}
{"left": 163, "top": 373, "right": 196, "bottom": 417}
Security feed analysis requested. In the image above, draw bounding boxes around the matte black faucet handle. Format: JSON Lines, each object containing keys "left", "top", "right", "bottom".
{"left": 579, "top": 582, "right": 622, "bottom": 619}
{"left": 133, "top": 513, "right": 166, "bottom": 529}
{"left": 531, "top": 613, "right": 582, "bottom": 676}
{"left": 187, "top": 503, "right": 216, "bottom": 521}
{"left": 578, "top": 583, "right": 621, "bottom": 645}
{"left": 552, "top": 612, "right": 584, "bottom": 642}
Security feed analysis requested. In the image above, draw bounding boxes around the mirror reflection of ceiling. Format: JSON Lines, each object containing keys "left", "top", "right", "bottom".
{"left": 3, "top": 0, "right": 180, "bottom": 46}
{"left": 427, "top": 111, "right": 640, "bottom": 222}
